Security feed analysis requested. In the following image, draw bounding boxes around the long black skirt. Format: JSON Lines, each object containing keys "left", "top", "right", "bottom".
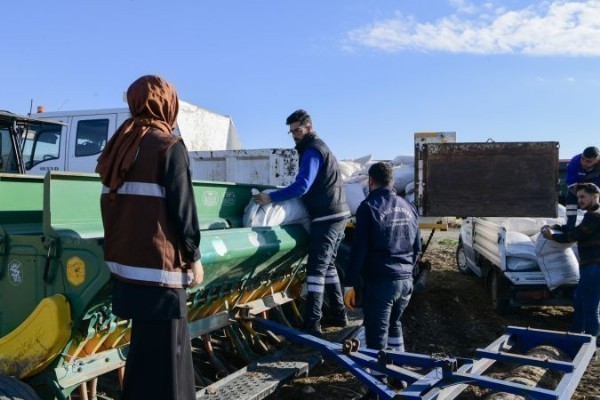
{"left": 121, "top": 318, "right": 195, "bottom": 400}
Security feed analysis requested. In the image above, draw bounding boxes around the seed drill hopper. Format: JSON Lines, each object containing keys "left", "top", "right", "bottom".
{"left": 0, "top": 172, "right": 309, "bottom": 399}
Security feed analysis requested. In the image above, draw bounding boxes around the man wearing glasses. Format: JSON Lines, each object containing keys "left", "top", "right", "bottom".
{"left": 253, "top": 109, "right": 351, "bottom": 337}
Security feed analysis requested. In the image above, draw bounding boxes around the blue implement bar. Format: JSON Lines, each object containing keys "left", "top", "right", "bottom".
{"left": 252, "top": 318, "right": 596, "bottom": 400}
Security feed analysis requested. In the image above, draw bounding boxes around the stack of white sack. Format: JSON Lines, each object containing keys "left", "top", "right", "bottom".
{"left": 243, "top": 189, "right": 310, "bottom": 232}
{"left": 339, "top": 160, "right": 364, "bottom": 182}
{"left": 496, "top": 214, "right": 573, "bottom": 277}
{"left": 535, "top": 233, "right": 579, "bottom": 291}
{"left": 503, "top": 231, "right": 538, "bottom": 271}
{"left": 339, "top": 154, "right": 415, "bottom": 215}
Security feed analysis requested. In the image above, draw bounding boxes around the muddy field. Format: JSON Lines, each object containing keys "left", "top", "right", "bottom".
{"left": 275, "top": 228, "right": 599, "bottom": 399}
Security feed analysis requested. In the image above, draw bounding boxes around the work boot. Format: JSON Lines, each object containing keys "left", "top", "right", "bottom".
{"left": 300, "top": 325, "right": 324, "bottom": 339}
{"left": 321, "top": 309, "right": 349, "bottom": 328}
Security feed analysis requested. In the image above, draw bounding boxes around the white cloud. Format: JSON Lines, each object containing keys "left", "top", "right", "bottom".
{"left": 449, "top": 0, "right": 478, "bottom": 14}
{"left": 347, "top": 1, "right": 600, "bottom": 56}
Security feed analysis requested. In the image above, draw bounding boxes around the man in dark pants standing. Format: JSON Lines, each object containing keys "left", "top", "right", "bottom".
{"left": 253, "top": 109, "right": 351, "bottom": 336}
{"left": 542, "top": 182, "right": 600, "bottom": 337}
{"left": 344, "top": 162, "right": 420, "bottom": 352}
{"left": 565, "top": 146, "right": 600, "bottom": 228}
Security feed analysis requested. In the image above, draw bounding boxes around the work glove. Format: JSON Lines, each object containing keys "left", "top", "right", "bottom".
{"left": 344, "top": 287, "right": 356, "bottom": 312}
{"left": 344, "top": 287, "right": 362, "bottom": 312}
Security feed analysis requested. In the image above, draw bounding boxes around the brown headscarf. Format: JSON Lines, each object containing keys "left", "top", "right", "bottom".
{"left": 96, "top": 75, "right": 179, "bottom": 193}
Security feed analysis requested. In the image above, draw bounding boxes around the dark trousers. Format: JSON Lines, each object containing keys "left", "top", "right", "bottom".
{"left": 122, "top": 318, "right": 195, "bottom": 400}
{"left": 303, "top": 218, "right": 347, "bottom": 330}
{"left": 363, "top": 279, "right": 413, "bottom": 351}
{"left": 571, "top": 264, "right": 600, "bottom": 336}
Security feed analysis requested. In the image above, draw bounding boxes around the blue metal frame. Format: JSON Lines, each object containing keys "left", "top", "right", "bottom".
{"left": 253, "top": 319, "right": 596, "bottom": 400}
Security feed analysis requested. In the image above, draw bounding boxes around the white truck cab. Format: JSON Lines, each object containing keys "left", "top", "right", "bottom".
{"left": 26, "top": 108, "right": 122, "bottom": 174}
{"left": 27, "top": 101, "right": 241, "bottom": 175}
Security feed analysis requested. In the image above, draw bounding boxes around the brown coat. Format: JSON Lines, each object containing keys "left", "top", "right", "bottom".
{"left": 101, "top": 128, "right": 192, "bottom": 288}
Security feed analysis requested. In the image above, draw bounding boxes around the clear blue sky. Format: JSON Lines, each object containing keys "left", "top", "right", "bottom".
{"left": 3, "top": 0, "right": 599, "bottom": 161}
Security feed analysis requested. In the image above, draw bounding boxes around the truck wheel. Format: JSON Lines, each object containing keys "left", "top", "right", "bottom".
{"left": 0, "top": 375, "right": 41, "bottom": 400}
{"left": 489, "top": 270, "right": 510, "bottom": 314}
{"left": 455, "top": 240, "right": 472, "bottom": 275}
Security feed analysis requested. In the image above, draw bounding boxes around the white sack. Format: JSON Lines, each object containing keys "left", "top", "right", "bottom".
{"left": 572, "top": 244, "right": 580, "bottom": 261}
{"left": 352, "top": 154, "right": 373, "bottom": 166}
{"left": 344, "top": 182, "right": 367, "bottom": 215}
{"left": 243, "top": 191, "right": 310, "bottom": 231}
{"left": 504, "top": 231, "right": 537, "bottom": 260}
{"left": 501, "top": 218, "right": 543, "bottom": 236}
{"left": 344, "top": 174, "right": 369, "bottom": 184}
{"left": 392, "top": 165, "right": 414, "bottom": 194}
{"left": 404, "top": 182, "right": 415, "bottom": 203}
{"left": 339, "top": 160, "right": 363, "bottom": 181}
{"left": 392, "top": 155, "right": 414, "bottom": 166}
{"left": 537, "top": 249, "right": 579, "bottom": 290}
{"left": 535, "top": 235, "right": 574, "bottom": 257}
{"left": 506, "top": 257, "right": 539, "bottom": 271}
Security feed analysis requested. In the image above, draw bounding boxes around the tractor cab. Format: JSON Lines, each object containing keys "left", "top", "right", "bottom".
{"left": 0, "top": 111, "right": 65, "bottom": 174}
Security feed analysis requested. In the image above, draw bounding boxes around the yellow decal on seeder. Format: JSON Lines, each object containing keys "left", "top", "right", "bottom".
{"left": 66, "top": 256, "right": 86, "bottom": 286}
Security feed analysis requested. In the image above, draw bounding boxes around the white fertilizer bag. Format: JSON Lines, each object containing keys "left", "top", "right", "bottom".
{"left": 534, "top": 235, "right": 579, "bottom": 290}
{"left": 344, "top": 182, "right": 367, "bottom": 215}
{"left": 572, "top": 244, "right": 580, "bottom": 261}
{"left": 501, "top": 218, "right": 542, "bottom": 236}
{"left": 391, "top": 155, "right": 415, "bottom": 166}
{"left": 535, "top": 235, "right": 574, "bottom": 257}
{"left": 352, "top": 154, "right": 373, "bottom": 166}
{"left": 392, "top": 165, "right": 414, "bottom": 194}
{"left": 244, "top": 190, "right": 310, "bottom": 231}
{"left": 536, "top": 249, "right": 579, "bottom": 290}
{"left": 504, "top": 231, "right": 537, "bottom": 260}
{"left": 506, "top": 257, "right": 539, "bottom": 271}
{"left": 339, "top": 160, "right": 363, "bottom": 181}
{"left": 404, "top": 182, "right": 415, "bottom": 203}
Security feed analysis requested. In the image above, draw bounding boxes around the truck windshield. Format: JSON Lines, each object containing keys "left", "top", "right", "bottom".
{"left": 20, "top": 124, "right": 62, "bottom": 170}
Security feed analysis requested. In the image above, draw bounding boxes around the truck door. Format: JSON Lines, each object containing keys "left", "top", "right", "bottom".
{"left": 66, "top": 115, "right": 116, "bottom": 173}
{"left": 415, "top": 141, "right": 559, "bottom": 217}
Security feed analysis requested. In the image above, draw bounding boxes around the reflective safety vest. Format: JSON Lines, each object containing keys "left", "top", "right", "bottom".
{"left": 101, "top": 128, "right": 193, "bottom": 288}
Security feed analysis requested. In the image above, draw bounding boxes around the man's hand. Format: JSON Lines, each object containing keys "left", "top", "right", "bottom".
{"left": 344, "top": 287, "right": 356, "bottom": 312}
{"left": 253, "top": 192, "right": 272, "bottom": 205}
{"left": 189, "top": 260, "right": 204, "bottom": 287}
{"left": 541, "top": 225, "right": 553, "bottom": 240}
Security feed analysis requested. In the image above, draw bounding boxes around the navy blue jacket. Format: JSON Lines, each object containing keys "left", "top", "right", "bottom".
{"left": 347, "top": 187, "right": 420, "bottom": 289}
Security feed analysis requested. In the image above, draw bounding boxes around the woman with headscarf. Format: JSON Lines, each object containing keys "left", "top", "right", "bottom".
{"left": 97, "top": 75, "right": 203, "bottom": 400}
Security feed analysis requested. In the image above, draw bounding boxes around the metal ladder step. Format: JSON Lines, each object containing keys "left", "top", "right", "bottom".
{"left": 196, "top": 323, "right": 362, "bottom": 400}
{"left": 195, "top": 346, "right": 320, "bottom": 400}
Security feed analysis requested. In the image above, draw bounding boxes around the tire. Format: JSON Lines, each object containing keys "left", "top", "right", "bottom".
{"left": 0, "top": 375, "right": 41, "bottom": 400}
{"left": 489, "top": 269, "right": 511, "bottom": 314}
{"left": 455, "top": 240, "right": 472, "bottom": 275}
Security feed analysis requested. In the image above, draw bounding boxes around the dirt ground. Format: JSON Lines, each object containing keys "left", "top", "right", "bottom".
{"left": 274, "top": 228, "right": 599, "bottom": 399}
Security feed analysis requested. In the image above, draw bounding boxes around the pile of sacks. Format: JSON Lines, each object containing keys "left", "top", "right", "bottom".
{"left": 341, "top": 154, "right": 415, "bottom": 215}
{"left": 497, "top": 208, "right": 581, "bottom": 290}
{"left": 241, "top": 155, "right": 583, "bottom": 291}
{"left": 242, "top": 154, "right": 416, "bottom": 229}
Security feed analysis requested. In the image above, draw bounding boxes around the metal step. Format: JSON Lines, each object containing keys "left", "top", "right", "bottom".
{"left": 196, "top": 323, "right": 362, "bottom": 400}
